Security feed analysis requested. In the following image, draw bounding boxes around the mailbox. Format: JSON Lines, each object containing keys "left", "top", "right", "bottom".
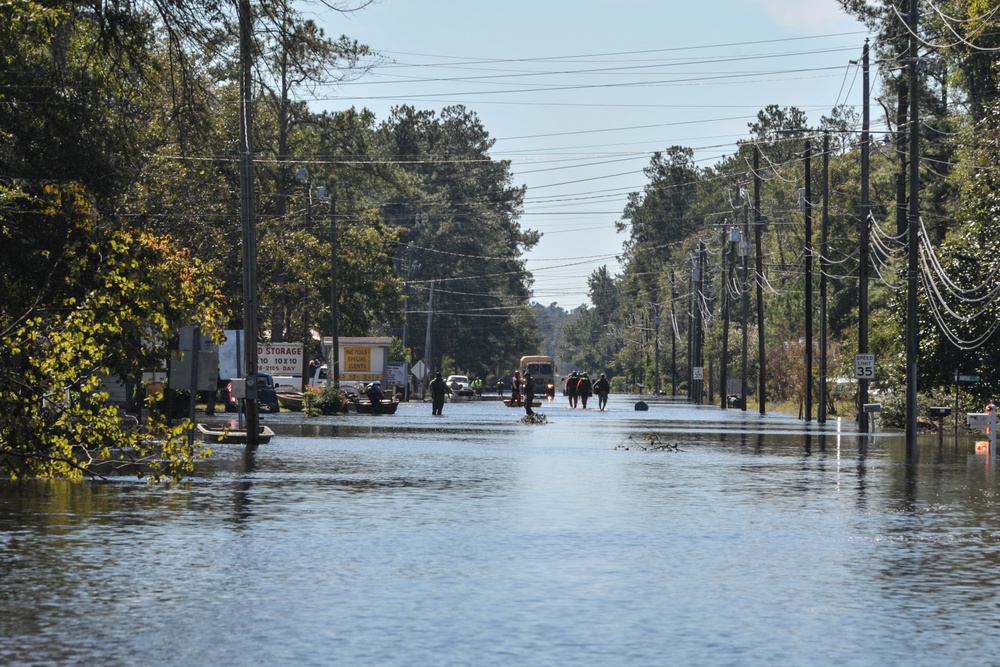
{"left": 863, "top": 403, "right": 881, "bottom": 413}
{"left": 968, "top": 413, "right": 991, "bottom": 429}
{"left": 929, "top": 406, "right": 952, "bottom": 419}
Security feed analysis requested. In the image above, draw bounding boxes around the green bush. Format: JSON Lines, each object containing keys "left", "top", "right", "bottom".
{"left": 877, "top": 386, "right": 975, "bottom": 430}
{"left": 303, "top": 386, "right": 347, "bottom": 416}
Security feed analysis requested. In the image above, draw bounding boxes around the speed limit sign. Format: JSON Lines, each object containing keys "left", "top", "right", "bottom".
{"left": 854, "top": 354, "right": 875, "bottom": 380}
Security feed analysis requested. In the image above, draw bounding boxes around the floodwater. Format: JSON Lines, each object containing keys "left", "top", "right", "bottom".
{"left": 2, "top": 395, "right": 999, "bottom": 666}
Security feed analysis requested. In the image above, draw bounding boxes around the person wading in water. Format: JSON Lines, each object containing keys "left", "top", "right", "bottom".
{"left": 523, "top": 372, "right": 536, "bottom": 416}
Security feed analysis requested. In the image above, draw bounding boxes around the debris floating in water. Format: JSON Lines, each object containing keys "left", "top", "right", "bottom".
{"left": 520, "top": 413, "right": 548, "bottom": 425}
{"left": 614, "top": 433, "right": 680, "bottom": 452}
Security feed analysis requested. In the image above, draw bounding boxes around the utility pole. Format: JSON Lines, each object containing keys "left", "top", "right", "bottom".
{"left": 329, "top": 193, "right": 340, "bottom": 389}
{"left": 654, "top": 304, "right": 661, "bottom": 394}
{"left": 425, "top": 279, "right": 435, "bottom": 375}
{"left": 804, "top": 139, "right": 813, "bottom": 422}
{"left": 753, "top": 145, "right": 766, "bottom": 415}
{"left": 697, "top": 243, "right": 707, "bottom": 405}
{"left": 687, "top": 260, "right": 694, "bottom": 403}
{"left": 721, "top": 224, "right": 733, "bottom": 410}
{"left": 819, "top": 132, "right": 830, "bottom": 424}
{"left": 741, "top": 196, "right": 749, "bottom": 413}
{"left": 671, "top": 268, "right": 677, "bottom": 398}
{"left": 238, "top": 0, "right": 259, "bottom": 446}
{"left": 906, "top": 0, "right": 920, "bottom": 456}
{"left": 859, "top": 39, "right": 871, "bottom": 433}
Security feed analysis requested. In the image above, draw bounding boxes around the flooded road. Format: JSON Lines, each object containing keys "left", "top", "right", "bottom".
{"left": 2, "top": 395, "right": 999, "bottom": 666}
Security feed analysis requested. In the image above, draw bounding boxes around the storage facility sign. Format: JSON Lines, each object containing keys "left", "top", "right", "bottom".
{"left": 257, "top": 343, "right": 304, "bottom": 375}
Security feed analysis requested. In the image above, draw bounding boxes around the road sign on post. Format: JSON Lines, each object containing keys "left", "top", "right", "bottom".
{"left": 854, "top": 354, "right": 875, "bottom": 380}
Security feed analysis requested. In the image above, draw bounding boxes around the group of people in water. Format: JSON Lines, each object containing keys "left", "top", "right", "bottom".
{"left": 563, "top": 371, "right": 611, "bottom": 411}
{"left": 504, "top": 369, "right": 611, "bottom": 413}
{"left": 425, "top": 369, "right": 612, "bottom": 416}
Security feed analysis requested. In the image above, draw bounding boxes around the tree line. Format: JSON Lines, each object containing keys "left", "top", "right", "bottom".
{"left": 0, "top": 0, "right": 539, "bottom": 478}
{"left": 558, "top": 0, "right": 1000, "bottom": 426}
{"left": 5, "top": 0, "right": 1000, "bottom": 478}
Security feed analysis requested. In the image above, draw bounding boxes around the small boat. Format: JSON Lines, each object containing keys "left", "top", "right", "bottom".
{"left": 277, "top": 392, "right": 304, "bottom": 412}
{"left": 349, "top": 399, "right": 399, "bottom": 415}
{"left": 504, "top": 399, "right": 541, "bottom": 408}
{"left": 197, "top": 423, "right": 275, "bottom": 444}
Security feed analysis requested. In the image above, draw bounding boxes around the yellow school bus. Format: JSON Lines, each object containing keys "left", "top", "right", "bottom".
{"left": 519, "top": 355, "right": 557, "bottom": 396}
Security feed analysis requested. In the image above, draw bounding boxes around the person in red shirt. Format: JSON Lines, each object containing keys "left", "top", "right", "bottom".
{"left": 565, "top": 371, "right": 579, "bottom": 408}
{"left": 576, "top": 372, "right": 593, "bottom": 409}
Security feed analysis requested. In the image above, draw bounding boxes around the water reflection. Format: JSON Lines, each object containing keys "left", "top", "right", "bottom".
{"left": 3, "top": 399, "right": 1000, "bottom": 666}
{"left": 229, "top": 445, "right": 257, "bottom": 527}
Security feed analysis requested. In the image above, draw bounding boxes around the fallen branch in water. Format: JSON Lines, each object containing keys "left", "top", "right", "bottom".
{"left": 520, "top": 413, "right": 548, "bottom": 425}
{"left": 615, "top": 433, "right": 681, "bottom": 452}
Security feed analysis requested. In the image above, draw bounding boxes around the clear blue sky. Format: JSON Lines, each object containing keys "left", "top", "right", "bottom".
{"left": 311, "top": 0, "right": 873, "bottom": 310}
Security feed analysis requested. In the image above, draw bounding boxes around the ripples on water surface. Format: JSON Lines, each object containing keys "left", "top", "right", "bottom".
{"left": 3, "top": 396, "right": 1000, "bottom": 666}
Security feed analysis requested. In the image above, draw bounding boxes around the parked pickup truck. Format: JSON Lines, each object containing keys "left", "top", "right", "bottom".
{"left": 270, "top": 375, "right": 303, "bottom": 393}
{"left": 308, "top": 365, "right": 363, "bottom": 398}
{"left": 219, "top": 372, "right": 280, "bottom": 413}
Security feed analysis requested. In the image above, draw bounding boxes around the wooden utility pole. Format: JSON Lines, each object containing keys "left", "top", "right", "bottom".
{"left": 424, "top": 279, "right": 435, "bottom": 373}
{"left": 654, "top": 304, "right": 661, "bottom": 394}
{"left": 804, "top": 140, "right": 813, "bottom": 422}
{"left": 687, "top": 262, "right": 694, "bottom": 403}
{"left": 697, "top": 242, "right": 707, "bottom": 405}
{"left": 753, "top": 145, "right": 766, "bottom": 415}
{"left": 330, "top": 194, "right": 340, "bottom": 388}
{"left": 671, "top": 268, "right": 678, "bottom": 398}
{"left": 859, "top": 40, "right": 871, "bottom": 433}
{"left": 720, "top": 225, "right": 733, "bottom": 409}
{"left": 740, "top": 197, "right": 749, "bottom": 413}
{"left": 906, "top": 0, "right": 920, "bottom": 456}
{"left": 238, "top": 0, "right": 259, "bottom": 446}
{"left": 819, "top": 132, "right": 830, "bottom": 424}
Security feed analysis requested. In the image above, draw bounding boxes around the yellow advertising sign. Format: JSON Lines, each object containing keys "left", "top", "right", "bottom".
{"left": 344, "top": 346, "right": 372, "bottom": 372}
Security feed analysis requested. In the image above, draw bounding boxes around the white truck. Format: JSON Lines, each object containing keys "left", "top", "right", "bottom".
{"left": 519, "top": 355, "right": 557, "bottom": 397}
{"left": 308, "top": 364, "right": 364, "bottom": 398}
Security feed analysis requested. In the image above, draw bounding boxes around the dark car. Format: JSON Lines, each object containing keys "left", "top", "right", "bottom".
{"left": 220, "top": 371, "right": 280, "bottom": 413}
